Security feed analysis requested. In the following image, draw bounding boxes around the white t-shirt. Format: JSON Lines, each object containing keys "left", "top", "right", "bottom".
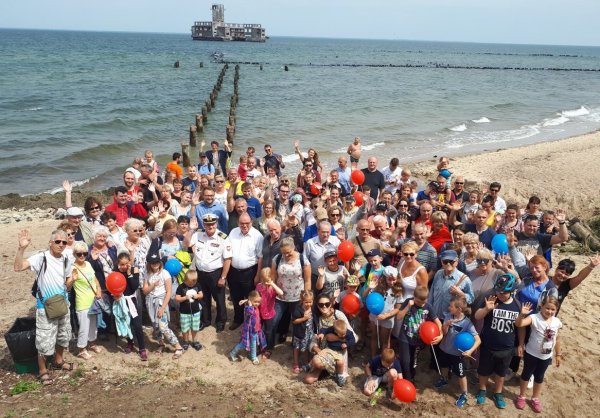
{"left": 147, "top": 269, "right": 171, "bottom": 299}
{"left": 382, "top": 166, "right": 402, "bottom": 193}
{"left": 369, "top": 288, "right": 403, "bottom": 329}
{"left": 214, "top": 190, "right": 228, "bottom": 207}
{"left": 525, "top": 313, "right": 562, "bottom": 360}
{"left": 28, "top": 251, "right": 74, "bottom": 308}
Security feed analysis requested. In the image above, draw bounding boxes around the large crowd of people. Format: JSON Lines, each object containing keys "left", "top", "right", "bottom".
{"left": 14, "top": 138, "right": 599, "bottom": 412}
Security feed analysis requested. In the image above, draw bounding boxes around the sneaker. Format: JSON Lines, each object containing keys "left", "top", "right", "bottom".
{"left": 455, "top": 392, "right": 468, "bottom": 408}
{"left": 124, "top": 341, "right": 134, "bottom": 354}
{"left": 228, "top": 350, "right": 241, "bottom": 362}
{"left": 139, "top": 349, "right": 148, "bottom": 361}
{"left": 335, "top": 374, "right": 346, "bottom": 387}
{"left": 182, "top": 341, "right": 190, "bottom": 351}
{"left": 251, "top": 358, "right": 260, "bottom": 365}
{"left": 434, "top": 377, "right": 449, "bottom": 389}
{"left": 515, "top": 395, "right": 527, "bottom": 410}
{"left": 301, "top": 364, "right": 311, "bottom": 373}
{"left": 530, "top": 398, "right": 542, "bottom": 413}
{"left": 476, "top": 389, "right": 487, "bottom": 405}
{"left": 492, "top": 393, "right": 506, "bottom": 409}
{"left": 527, "top": 375, "right": 534, "bottom": 389}
{"left": 191, "top": 341, "right": 203, "bottom": 351}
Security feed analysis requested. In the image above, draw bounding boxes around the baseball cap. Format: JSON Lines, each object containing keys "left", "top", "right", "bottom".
{"left": 146, "top": 252, "right": 161, "bottom": 263}
{"left": 376, "top": 202, "right": 387, "bottom": 211}
{"left": 324, "top": 250, "right": 337, "bottom": 259}
{"left": 66, "top": 207, "right": 84, "bottom": 217}
{"left": 367, "top": 248, "right": 381, "bottom": 258}
{"left": 314, "top": 207, "right": 328, "bottom": 221}
{"left": 346, "top": 275, "right": 359, "bottom": 286}
{"left": 440, "top": 250, "right": 458, "bottom": 261}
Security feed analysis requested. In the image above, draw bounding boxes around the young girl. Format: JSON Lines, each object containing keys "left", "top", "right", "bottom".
{"left": 255, "top": 268, "right": 284, "bottom": 358}
{"left": 229, "top": 291, "right": 266, "bottom": 365}
{"left": 71, "top": 241, "right": 103, "bottom": 360}
{"left": 142, "top": 252, "right": 184, "bottom": 359}
{"left": 291, "top": 291, "right": 315, "bottom": 373}
{"left": 116, "top": 252, "right": 147, "bottom": 361}
{"left": 363, "top": 266, "right": 404, "bottom": 357}
{"left": 174, "top": 270, "right": 203, "bottom": 351}
{"left": 436, "top": 294, "right": 481, "bottom": 408}
{"left": 514, "top": 296, "right": 562, "bottom": 413}
{"left": 144, "top": 149, "right": 160, "bottom": 174}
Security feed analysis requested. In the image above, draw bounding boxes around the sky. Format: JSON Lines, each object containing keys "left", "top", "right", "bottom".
{"left": 2, "top": 0, "right": 600, "bottom": 46}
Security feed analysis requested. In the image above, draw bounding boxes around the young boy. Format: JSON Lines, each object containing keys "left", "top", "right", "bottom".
{"left": 357, "top": 249, "right": 385, "bottom": 348}
{"left": 174, "top": 270, "right": 203, "bottom": 351}
{"left": 319, "top": 320, "right": 356, "bottom": 386}
{"left": 337, "top": 275, "right": 362, "bottom": 334}
{"left": 396, "top": 286, "right": 442, "bottom": 381}
{"left": 364, "top": 348, "right": 402, "bottom": 400}
{"left": 316, "top": 250, "right": 349, "bottom": 300}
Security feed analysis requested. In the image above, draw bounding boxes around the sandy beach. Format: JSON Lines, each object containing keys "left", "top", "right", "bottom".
{"left": 0, "top": 132, "right": 599, "bottom": 417}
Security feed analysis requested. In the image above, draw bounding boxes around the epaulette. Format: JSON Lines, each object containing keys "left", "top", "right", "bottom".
{"left": 218, "top": 231, "right": 228, "bottom": 239}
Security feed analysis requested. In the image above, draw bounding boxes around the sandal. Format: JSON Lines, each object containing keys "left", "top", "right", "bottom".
{"left": 77, "top": 350, "right": 93, "bottom": 360}
{"left": 88, "top": 345, "right": 103, "bottom": 354}
{"left": 292, "top": 364, "right": 301, "bottom": 374}
{"left": 173, "top": 348, "right": 184, "bottom": 359}
{"left": 262, "top": 350, "right": 272, "bottom": 359}
{"left": 53, "top": 360, "right": 76, "bottom": 370}
{"left": 37, "top": 372, "right": 53, "bottom": 386}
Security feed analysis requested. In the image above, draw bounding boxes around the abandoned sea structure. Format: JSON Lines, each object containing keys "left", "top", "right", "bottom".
{"left": 191, "top": 4, "right": 267, "bottom": 42}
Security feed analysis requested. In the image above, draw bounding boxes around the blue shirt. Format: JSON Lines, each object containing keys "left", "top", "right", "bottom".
{"left": 197, "top": 163, "right": 215, "bottom": 176}
{"left": 245, "top": 196, "right": 262, "bottom": 219}
{"left": 428, "top": 268, "right": 474, "bottom": 320}
{"left": 439, "top": 314, "right": 477, "bottom": 356}
{"left": 335, "top": 166, "right": 352, "bottom": 195}
{"left": 369, "top": 355, "right": 402, "bottom": 377}
{"left": 195, "top": 202, "right": 228, "bottom": 233}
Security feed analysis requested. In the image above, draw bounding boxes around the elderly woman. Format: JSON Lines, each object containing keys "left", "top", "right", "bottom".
{"left": 458, "top": 232, "right": 480, "bottom": 276}
{"left": 303, "top": 293, "right": 358, "bottom": 385}
{"left": 121, "top": 218, "right": 151, "bottom": 279}
{"left": 71, "top": 241, "right": 103, "bottom": 359}
{"left": 272, "top": 237, "right": 311, "bottom": 346}
{"left": 57, "top": 221, "right": 76, "bottom": 257}
{"left": 87, "top": 226, "right": 118, "bottom": 291}
{"left": 427, "top": 211, "right": 452, "bottom": 253}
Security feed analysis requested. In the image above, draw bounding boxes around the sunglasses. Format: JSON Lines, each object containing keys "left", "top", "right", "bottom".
{"left": 132, "top": 229, "right": 143, "bottom": 233}
{"left": 476, "top": 258, "right": 490, "bottom": 265}
{"left": 490, "top": 189, "right": 500, "bottom": 192}
{"left": 442, "top": 259, "right": 455, "bottom": 265}
{"left": 359, "top": 228, "right": 370, "bottom": 232}
{"left": 66, "top": 232, "right": 75, "bottom": 237}
{"left": 454, "top": 182, "right": 464, "bottom": 185}
{"left": 318, "top": 302, "right": 331, "bottom": 308}
{"left": 403, "top": 252, "right": 415, "bottom": 257}
{"left": 330, "top": 213, "right": 340, "bottom": 217}
{"left": 215, "top": 180, "right": 225, "bottom": 183}
{"left": 75, "top": 252, "right": 88, "bottom": 257}
{"left": 281, "top": 180, "right": 290, "bottom": 183}
{"left": 89, "top": 206, "right": 101, "bottom": 211}
{"left": 53, "top": 240, "right": 68, "bottom": 245}
{"left": 398, "top": 204, "right": 408, "bottom": 207}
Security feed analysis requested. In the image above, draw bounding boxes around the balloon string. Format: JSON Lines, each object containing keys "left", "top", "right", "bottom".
{"left": 430, "top": 345, "right": 442, "bottom": 376}
{"left": 376, "top": 319, "right": 380, "bottom": 349}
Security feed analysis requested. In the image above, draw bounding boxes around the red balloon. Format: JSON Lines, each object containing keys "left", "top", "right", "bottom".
{"left": 393, "top": 378, "right": 417, "bottom": 403}
{"left": 106, "top": 272, "right": 126, "bottom": 296}
{"left": 310, "top": 183, "right": 321, "bottom": 195}
{"left": 419, "top": 321, "right": 440, "bottom": 345}
{"left": 353, "top": 191, "right": 364, "bottom": 206}
{"left": 337, "top": 240, "right": 355, "bottom": 263}
{"left": 351, "top": 170, "right": 365, "bottom": 185}
{"left": 340, "top": 293, "right": 361, "bottom": 316}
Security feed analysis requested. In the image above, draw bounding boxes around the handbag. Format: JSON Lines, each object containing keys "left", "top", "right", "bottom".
{"left": 42, "top": 294, "right": 69, "bottom": 319}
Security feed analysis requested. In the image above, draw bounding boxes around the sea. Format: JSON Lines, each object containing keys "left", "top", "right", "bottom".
{"left": 1, "top": 28, "right": 600, "bottom": 195}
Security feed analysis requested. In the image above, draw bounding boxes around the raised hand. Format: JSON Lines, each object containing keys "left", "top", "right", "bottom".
{"left": 590, "top": 253, "right": 600, "bottom": 267}
{"left": 520, "top": 301, "right": 533, "bottom": 316}
{"left": 189, "top": 217, "right": 199, "bottom": 231}
{"left": 317, "top": 265, "right": 325, "bottom": 276}
{"left": 485, "top": 295, "right": 497, "bottom": 310}
{"left": 555, "top": 208, "right": 567, "bottom": 223}
{"left": 62, "top": 180, "right": 72, "bottom": 192}
{"left": 18, "top": 229, "right": 31, "bottom": 248}
{"left": 294, "top": 139, "right": 300, "bottom": 149}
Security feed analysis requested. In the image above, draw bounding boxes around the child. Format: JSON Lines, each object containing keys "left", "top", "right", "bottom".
{"left": 144, "top": 149, "right": 160, "bottom": 174}
{"left": 336, "top": 275, "right": 363, "bottom": 333}
{"left": 462, "top": 190, "right": 482, "bottom": 224}
{"left": 347, "top": 136, "right": 362, "bottom": 169}
{"left": 398, "top": 168, "right": 412, "bottom": 188}
{"left": 357, "top": 249, "right": 386, "bottom": 348}
{"left": 174, "top": 270, "right": 203, "bottom": 351}
{"left": 437, "top": 156, "right": 453, "bottom": 199}
{"left": 396, "top": 286, "right": 442, "bottom": 381}
{"left": 316, "top": 250, "right": 348, "bottom": 300}
{"left": 363, "top": 266, "right": 404, "bottom": 358}
{"left": 237, "top": 155, "right": 248, "bottom": 181}
{"left": 255, "top": 268, "right": 284, "bottom": 358}
{"left": 363, "top": 348, "right": 402, "bottom": 400}
{"left": 291, "top": 290, "right": 315, "bottom": 373}
{"left": 514, "top": 296, "right": 562, "bottom": 413}
{"left": 318, "top": 319, "right": 356, "bottom": 386}
{"left": 473, "top": 274, "right": 520, "bottom": 409}
{"left": 229, "top": 291, "right": 266, "bottom": 365}
{"left": 117, "top": 252, "right": 147, "bottom": 361}
{"left": 409, "top": 180, "right": 419, "bottom": 207}
{"left": 142, "top": 252, "right": 184, "bottom": 359}
{"left": 435, "top": 294, "right": 481, "bottom": 408}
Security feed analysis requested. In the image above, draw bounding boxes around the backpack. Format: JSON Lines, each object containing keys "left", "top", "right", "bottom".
{"left": 30, "top": 252, "right": 68, "bottom": 298}
{"left": 274, "top": 252, "right": 305, "bottom": 271}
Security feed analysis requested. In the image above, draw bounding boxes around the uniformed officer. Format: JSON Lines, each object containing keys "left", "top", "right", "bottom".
{"left": 190, "top": 213, "right": 232, "bottom": 332}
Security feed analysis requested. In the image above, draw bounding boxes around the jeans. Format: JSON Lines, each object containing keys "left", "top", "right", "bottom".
{"left": 262, "top": 317, "right": 276, "bottom": 350}
{"left": 231, "top": 334, "right": 257, "bottom": 360}
{"left": 273, "top": 299, "right": 299, "bottom": 340}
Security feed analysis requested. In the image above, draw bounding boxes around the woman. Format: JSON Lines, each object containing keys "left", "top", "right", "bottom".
{"left": 497, "top": 203, "right": 523, "bottom": 234}
{"left": 71, "top": 241, "right": 103, "bottom": 359}
{"left": 213, "top": 175, "right": 228, "bottom": 206}
{"left": 57, "top": 220, "right": 76, "bottom": 257}
{"left": 327, "top": 206, "right": 343, "bottom": 232}
{"left": 121, "top": 218, "right": 151, "bottom": 280}
{"left": 87, "top": 226, "right": 118, "bottom": 291}
{"left": 258, "top": 200, "right": 279, "bottom": 236}
{"left": 154, "top": 219, "right": 182, "bottom": 259}
{"left": 303, "top": 293, "right": 358, "bottom": 384}
{"left": 169, "top": 190, "right": 193, "bottom": 219}
{"left": 458, "top": 232, "right": 480, "bottom": 276}
{"left": 427, "top": 211, "right": 453, "bottom": 253}
{"left": 271, "top": 237, "right": 311, "bottom": 346}
{"left": 449, "top": 224, "right": 468, "bottom": 255}
{"left": 83, "top": 197, "right": 104, "bottom": 226}
{"left": 171, "top": 177, "right": 184, "bottom": 203}
{"left": 514, "top": 255, "right": 557, "bottom": 311}
{"left": 294, "top": 140, "right": 324, "bottom": 173}
{"left": 551, "top": 254, "right": 600, "bottom": 314}
{"left": 397, "top": 242, "right": 429, "bottom": 300}
{"left": 521, "top": 195, "right": 543, "bottom": 224}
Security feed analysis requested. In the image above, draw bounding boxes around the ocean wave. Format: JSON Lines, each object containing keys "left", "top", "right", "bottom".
{"left": 442, "top": 124, "right": 540, "bottom": 149}
{"left": 21, "top": 106, "right": 44, "bottom": 111}
{"left": 449, "top": 124, "right": 467, "bottom": 132}
{"left": 542, "top": 116, "right": 570, "bottom": 127}
{"left": 46, "top": 176, "right": 97, "bottom": 195}
{"left": 84, "top": 118, "right": 129, "bottom": 130}
{"left": 561, "top": 106, "right": 589, "bottom": 118}
{"left": 471, "top": 117, "right": 490, "bottom": 123}
{"left": 282, "top": 153, "right": 301, "bottom": 164}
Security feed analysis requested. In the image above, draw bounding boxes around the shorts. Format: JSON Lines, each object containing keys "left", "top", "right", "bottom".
{"left": 363, "top": 374, "right": 391, "bottom": 391}
{"left": 35, "top": 308, "right": 71, "bottom": 356}
{"left": 180, "top": 311, "right": 201, "bottom": 333}
{"left": 477, "top": 346, "right": 513, "bottom": 377}
{"left": 438, "top": 349, "right": 466, "bottom": 378}
{"left": 315, "top": 348, "right": 344, "bottom": 375}
{"left": 292, "top": 333, "right": 313, "bottom": 352}
{"left": 350, "top": 156, "right": 359, "bottom": 163}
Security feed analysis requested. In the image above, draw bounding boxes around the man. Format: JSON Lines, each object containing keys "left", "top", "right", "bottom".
{"left": 428, "top": 250, "right": 474, "bottom": 320}
{"left": 296, "top": 161, "right": 321, "bottom": 186}
{"left": 122, "top": 170, "right": 140, "bottom": 197}
{"left": 382, "top": 157, "right": 402, "bottom": 193}
{"left": 205, "top": 140, "right": 232, "bottom": 175}
{"left": 14, "top": 229, "right": 75, "bottom": 384}
{"left": 165, "top": 152, "right": 183, "bottom": 179}
{"left": 324, "top": 169, "right": 344, "bottom": 196}
{"left": 335, "top": 156, "right": 352, "bottom": 196}
{"left": 304, "top": 220, "right": 341, "bottom": 287}
{"left": 104, "top": 186, "right": 148, "bottom": 227}
{"left": 227, "top": 182, "right": 262, "bottom": 221}
{"left": 361, "top": 157, "right": 385, "bottom": 200}
{"left": 412, "top": 202, "right": 433, "bottom": 231}
{"left": 194, "top": 186, "right": 228, "bottom": 233}
{"left": 262, "top": 219, "right": 283, "bottom": 267}
{"left": 451, "top": 176, "right": 469, "bottom": 203}
{"left": 409, "top": 223, "right": 438, "bottom": 281}
{"left": 515, "top": 210, "right": 568, "bottom": 259}
{"left": 227, "top": 214, "right": 263, "bottom": 330}
{"left": 303, "top": 207, "right": 335, "bottom": 242}
{"left": 189, "top": 214, "right": 232, "bottom": 332}
{"left": 65, "top": 207, "right": 93, "bottom": 245}
{"left": 263, "top": 144, "right": 285, "bottom": 177}
{"left": 197, "top": 153, "right": 215, "bottom": 181}
{"left": 466, "top": 209, "right": 497, "bottom": 250}
{"left": 350, "top": 219, "right": 384, "bottom": 268}
{"left": 246, "top": 146, "right": 260, "bottom": 167}
{"left": 182, "top": 165, "right": 200, "bottom": 193}
{"left": 138, "top": 163, "right": 164, "bottom": 209}
{"left": 487, "top": 182, "right": 507, "bottom": 214}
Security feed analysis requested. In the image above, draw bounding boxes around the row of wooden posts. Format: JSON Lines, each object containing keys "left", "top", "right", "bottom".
{"left": 181, "top": 64, "right": 240, "bottom": 167}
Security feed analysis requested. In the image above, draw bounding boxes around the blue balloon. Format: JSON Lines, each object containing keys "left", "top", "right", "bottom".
{"left": 491, "top": 233, "right": 509, "bottom": 254}
{"left": 454, "top": 331, "right": 475, "bottom": 352}
{"left": 365, "top": 292, "right": 385, "bottom": 315}
{"left": 164, "top": 259, "right": 182, "bottom": 277}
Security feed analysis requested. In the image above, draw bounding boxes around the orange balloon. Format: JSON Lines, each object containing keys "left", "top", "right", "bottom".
{"left": 353, "top": 191, "right": 364, "bottom": 206}
{"left": 106, "top": 272, "right": 126, "bottom": 296}
{"left": 393, "top": 378, "right": 416, "bottom": 403}
{"left": 419, "top": 321, "right": 440, "bottom": 345}
{"left": 337, "top": 240, "right": 355, "bottom": 262}
{"left": 341, "top": 293, "right": 361, "bottom": 316}
{"left": 351, "top": 170, "right": 365, "bottom": 185}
